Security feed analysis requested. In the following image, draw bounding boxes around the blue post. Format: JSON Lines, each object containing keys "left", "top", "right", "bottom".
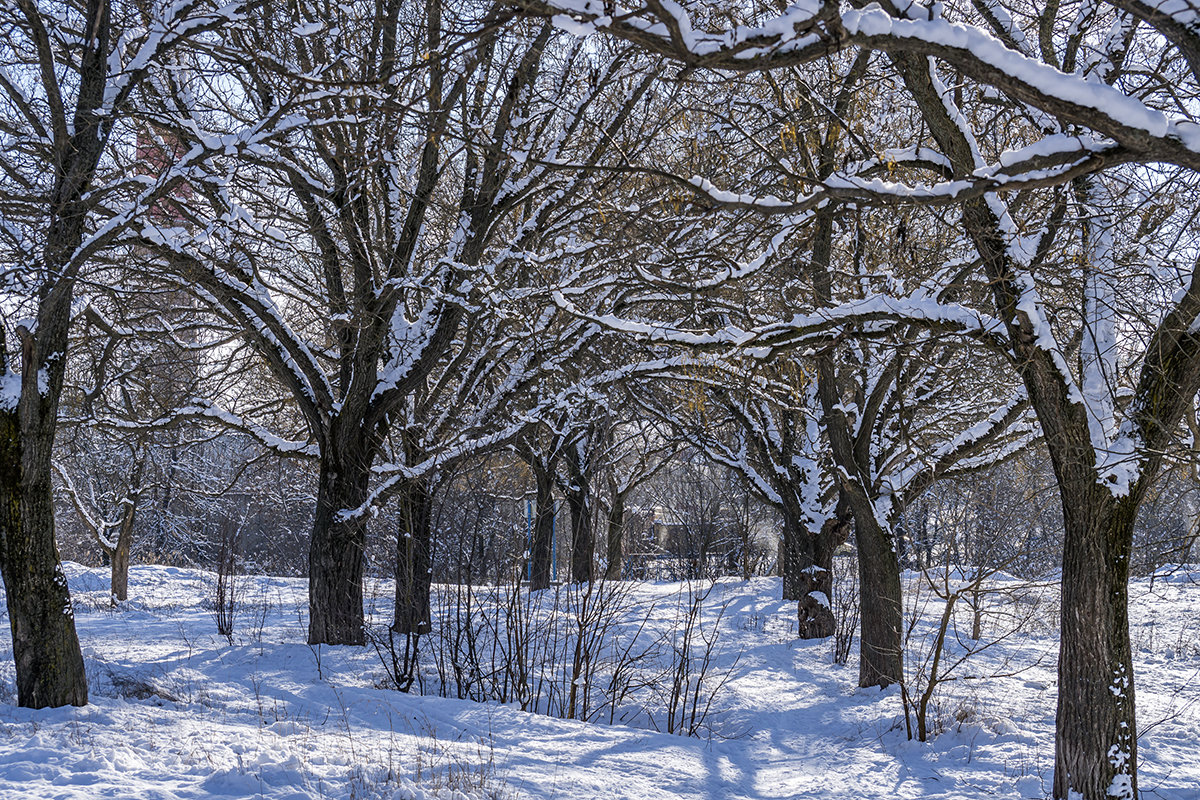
{"left": 551, "top": 504, "right": 557, "bottom": 583}
{"left": 526, "top": 498, "right": 533, "bottom": 582}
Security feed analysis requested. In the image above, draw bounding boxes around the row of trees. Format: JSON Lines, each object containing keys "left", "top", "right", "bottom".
{"left": 512, "top": 1, "right": 1200, "bottom": 796}
{"left": 4, "top": 0, "right": 1200, "bottom": 797}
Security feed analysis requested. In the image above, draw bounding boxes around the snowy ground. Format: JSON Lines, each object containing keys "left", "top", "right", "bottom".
{"left": 0, "top": 565, "right": 1198, "bottom": 800}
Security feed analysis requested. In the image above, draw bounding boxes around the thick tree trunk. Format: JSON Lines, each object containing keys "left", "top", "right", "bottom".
{"left": 566, "top": 484, "right": 593, "bottom": 584}
{"left": 393, "top": 476, "right": 433, "bottom": 634}
{"left": 795, "top": 508, "right": 851, "bottom": 639}
{"left": 565, "top": 440, "right": 594, "bottom": 583}
{"left": 307, "top": 458, "right": 369, "bottom": 645}
{"left": 604, "top": 493, "right": 625, "bottom": 580}
{"left": 780, "top": 514, "right": 805, "bottom": 602}
{"left": 855, "top": 513, "right": 903, "bottom": 688}
{"left": 529, "top": 464, "right": 555, "bottom": 590}
{"left": 1, "top": 403, "right": 88, "bottom": 708}
{"left": 877, "top": 47, "right": 1154, "bottom": 793}
{"left": 1053, "top": 492, "right": 1138, "bottom": 800}
{"left": 0, "top": 0, "right": 113, "bottom": 710}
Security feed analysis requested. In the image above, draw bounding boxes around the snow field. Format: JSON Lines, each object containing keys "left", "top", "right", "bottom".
{"left": 0, "top": 565, "right": 1196, "bottom": 799}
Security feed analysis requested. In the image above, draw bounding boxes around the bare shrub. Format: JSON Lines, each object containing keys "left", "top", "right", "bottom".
{"left": 652, "top": 581, "right": 739, "bottom": 737}
{"left": 370, "top": 627, "right": 422, "bottom": 694}
{"left": 900, "top": 564, "right": 1052, "bottom": 741}
{"left": 371, "top": 574, "right": 737, "bottom": 738}
{"left": 831, "top": 554, "right": 859, "bottom": 665}
{"left": 210, "top": 525, "right": 243, "bottom": 643}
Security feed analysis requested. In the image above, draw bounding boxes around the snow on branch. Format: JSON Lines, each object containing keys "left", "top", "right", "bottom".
{"left": 94, "top": 399, "right": 317, "bottom": 458}
{"left": 515, "top": 0, "right": 1200, "bottom": 171}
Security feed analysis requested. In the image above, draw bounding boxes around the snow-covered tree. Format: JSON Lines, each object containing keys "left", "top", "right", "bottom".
{"left": 508, "top": 1, "right": 1200, "bottom": 793}
{"left": 133, "top": 1, "right": 668, "bottom": 642}
{"left": 0, "top": 0, "right": 247, "bottom": 709}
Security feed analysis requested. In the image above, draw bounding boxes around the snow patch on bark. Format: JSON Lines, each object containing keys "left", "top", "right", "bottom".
{"left": 0, "top": 370, "right": 18, "bottom": 411}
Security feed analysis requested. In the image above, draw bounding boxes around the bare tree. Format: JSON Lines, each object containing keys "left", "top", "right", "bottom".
{"left": 134, "top": 2, "right": 664, "bottom": 642}
{"left": 0, "top": 0, "right": 244, "bottom": 708}
{"left": 504, "top": 3, "right": 1200, "bottom": 793}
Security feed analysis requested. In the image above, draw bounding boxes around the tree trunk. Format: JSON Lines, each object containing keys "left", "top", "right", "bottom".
{"left": 970, "top": 590, "right": 983, "bottom": 641}
{"left": 604, "top": 493, "right": 625, "bottom": 580}
{"left": 1053, "top": 491, "right": 1138, "bottom": 800}
{"left": 0, "top": 0, "right": 114, "bottom": 710}
{"left": 567, "top": 486, "right": 593, "bottom": 583}
{"left": 565, "top": 445, "right": 594, "bottom": 583}
{"left": 529, "top": 464, "right": 555, "bottom": 590}
{"left": 780, "top": 513, "right": 805, "bottom": 602}
{"left": 855, "top": 513, "right": 903, "bottom": 688}
{"left": 876, "top": 47, "right": 1159, "bottom": 793}
{"left": 110, "top": 500, "right": 135, "bottom": 604}
{"left": 1, "top": 397, "right": 88, "bottom": 708}
{"left": 307, "top": 457, "right": 369, "bottom": 645}
{"left": 806, "top": 162, "right": 901, "bottom": 684}
{"left": 109, "top": 458, "right": 143, "bottom": 605}
{"left": 795, "top": 508, "right": 851, "bottom": 639}
{"left": 811, "top": 327, "right": 903, "bottom": 683}
{"left": 393, "top": 476, "right": 433, "bottom": 634}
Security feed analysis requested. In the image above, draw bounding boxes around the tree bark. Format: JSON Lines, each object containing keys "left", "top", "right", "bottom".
{"left": 604, "top": 492, "right": 625, "bottom": 580}
{"left": 565, "top": 454, "right": 594, "bottom": 584}
{"left": 795, "top": 506, "right": 852, "bottom": 639}
{"left": 529, "top": 462, "right": 555, "bottom": 590}
{"left": 780, "top": 512, "right": 805, "bottom": 602}
{"left": 110, "top": 499, "right": 135, "bottom": 604}
{"left": 1, "top": 354, "right": 88, "bottom": 708}
{"left": 307, "top": 456, "right": 369, "bottom": 645}
{"left": 854, "top": 511, "right": 903, "bottom": 688}
{"left": 1052, "top": 489, "right": 1138, "bottom": 800}
{"left": 567, "top": 492, "right": 593, "bottom": 583}
{"left": 393, "top": 476, "right": 433, "bottom": 634}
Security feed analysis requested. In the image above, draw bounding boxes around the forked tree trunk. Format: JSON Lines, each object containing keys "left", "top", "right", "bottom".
{"left": 529, "top": 464, "right": 555, "bottom": 590}
{"left": 604, "top": 493, "right": 625, "bottom": 580}
{"left": 0, "top": 0, "right": 136, "bottom": 710}
{"left": 806, "top": 153, "right": 901, "bottom": 683}
{"left": 1053, "top": 490, "right": 1138, "bottom": 800}
{"left": 1, "top": 387, "right": 88, "bottom": 707}
{"left": 393, "top": 476, "right": 433, "bottom": 634}
{"left": 307, "top": 457, "right": 369, "bottom": 645}
{"left": 110, "top": 499, "right": 136, "bottom": 604}
{"left": 812, "top": 337, "right": 903, "bottom": 683}
{"left": 878, "top": 48, "right": 1159, "bottom": 794}
{"left": 109, "top": 457, "right": 143, "bottom": 604}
